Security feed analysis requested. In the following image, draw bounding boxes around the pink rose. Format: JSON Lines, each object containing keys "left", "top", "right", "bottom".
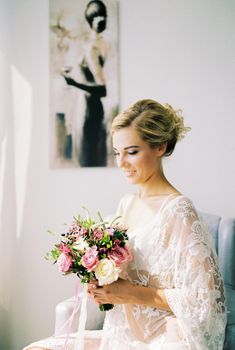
{"left": 58, "top": 243, "right": 71, "bottom": 254}
{"left": 81, "top": 247, "right": 99, "bottom": 272}
{"left": 108, "top": 245, "right": 132, "bottom": 267}
{"left": 114, "top": 239, "right": 121, "bottom": 246}
{"left": 57, "top": 253, "right": 73, "bottom": 273}
{"left": 93, "top": 229, "right": 103, "bottom": 240}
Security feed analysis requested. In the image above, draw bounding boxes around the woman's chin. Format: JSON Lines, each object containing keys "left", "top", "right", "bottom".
{"left": 126, "top": 176, "right": 139, "bottom": 184}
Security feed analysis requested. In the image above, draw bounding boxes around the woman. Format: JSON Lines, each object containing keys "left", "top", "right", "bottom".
{"left": 23, "top": 99, "right": 227, "bottom": 349}
{"left": 63, "top": 0, "right": 108, "bottom": 167}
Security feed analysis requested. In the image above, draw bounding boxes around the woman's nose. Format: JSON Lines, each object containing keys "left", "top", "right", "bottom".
{"left": 116, "top": 154, "right": 126, "bottom": 168}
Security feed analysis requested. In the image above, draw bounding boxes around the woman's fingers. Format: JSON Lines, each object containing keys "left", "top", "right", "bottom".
{"left": 87, "top": 283, "right": 104, "bottom": 303}
{"left": 87, "top": 284, "right": 96, "bottom": 298}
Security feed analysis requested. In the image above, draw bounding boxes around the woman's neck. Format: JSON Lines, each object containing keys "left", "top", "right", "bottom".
{"left": 137, "top": 171, "right": 179, "bottom": 199}
{"left": 90, "top": 30, "right": 101, "bottom": 41}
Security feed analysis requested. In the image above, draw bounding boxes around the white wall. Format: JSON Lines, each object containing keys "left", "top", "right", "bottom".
{"left": 0, "top": 1, "right": 15, "bottom": 349}
{"left": 1, "top": 0, "right": 235, "bottom": 349}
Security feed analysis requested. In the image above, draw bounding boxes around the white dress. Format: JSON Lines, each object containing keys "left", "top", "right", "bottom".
{"left": 23, "top": 194, "right": 227, "bottom": 350}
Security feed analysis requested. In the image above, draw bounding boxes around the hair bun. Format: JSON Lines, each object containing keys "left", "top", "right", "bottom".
{"left": 111, "top": 99, "right": 191, "bottom": 157}
{"left": 164, "top": 103, "right": 191, "bottom": 142}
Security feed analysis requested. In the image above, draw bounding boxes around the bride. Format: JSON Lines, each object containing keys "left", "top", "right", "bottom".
{"left": 23, "top": 99, "right": 227, "bottom": 349}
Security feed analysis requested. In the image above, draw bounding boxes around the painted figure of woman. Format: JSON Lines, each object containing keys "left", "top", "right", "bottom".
{"left": 63, "top": 0, "right": 108, "bottom": 167}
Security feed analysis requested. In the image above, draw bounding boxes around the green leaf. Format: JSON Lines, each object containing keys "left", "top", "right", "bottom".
{"left": 110, "top": 215, "right": 122, "bottom": 227}
{"left": 81, "top": 206, "right": 91, "bottom": 220}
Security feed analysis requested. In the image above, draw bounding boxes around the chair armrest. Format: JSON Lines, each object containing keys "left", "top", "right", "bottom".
{"left": 219, "top": 218, "right": 235, "bottom": 288}
{"left": 54, "top": 296, "right": 105, "bottom": 336}
{"left": 54, "top": 297, "right": 79, "bottom": 336}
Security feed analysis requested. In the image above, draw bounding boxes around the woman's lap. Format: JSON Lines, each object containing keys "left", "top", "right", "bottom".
{"left": 22, "top": 331, "right": 102, "bottom": 350}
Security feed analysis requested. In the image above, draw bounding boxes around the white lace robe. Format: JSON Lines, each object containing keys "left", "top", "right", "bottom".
{"left": 99, "top": 194, "right": 227, "bottom": 350}
{"left": 23, "top": 194, "right": 227, "bottom": 350}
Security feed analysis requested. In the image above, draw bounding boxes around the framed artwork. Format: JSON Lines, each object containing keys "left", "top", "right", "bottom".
{"left": 49, "top": 0, "right": 119, "bottom": 168}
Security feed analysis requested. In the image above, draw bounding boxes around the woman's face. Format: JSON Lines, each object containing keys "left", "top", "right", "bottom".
{"left": 112, "top": 126, "right": 164, "bottom": 185}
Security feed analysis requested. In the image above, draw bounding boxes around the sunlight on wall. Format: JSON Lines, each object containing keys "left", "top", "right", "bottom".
{"left": 0, "top": 136, "right": 7, "bottom": 230}
{"left": 0, "top": 51, "right": 7, "bottom": 231}
{"left": 11, "top": 65, "right": 32, "bottom": 240}
{"left": 0, "top": 50, "right": 12, "bottom": 326}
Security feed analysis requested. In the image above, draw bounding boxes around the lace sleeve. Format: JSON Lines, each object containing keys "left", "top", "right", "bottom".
{"left": 164, "top": 197, "right": 227, "bottom": 349}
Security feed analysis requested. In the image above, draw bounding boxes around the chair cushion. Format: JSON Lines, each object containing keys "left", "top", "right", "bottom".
{"left": 224, "top": 324, "right": 235, "bottom": 350}
{"left": 219, "top": 218, "right": 235, "bottom": 288}
{"left": 198, "top": 211, "right": 221, "bottom": 253}
{"left": 226, "top": 287, "right": 235, "bottom": 326}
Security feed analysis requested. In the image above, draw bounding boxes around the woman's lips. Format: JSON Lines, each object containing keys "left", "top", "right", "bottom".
{"left": 125, "top": 170, "right": 136, "bottom": 177}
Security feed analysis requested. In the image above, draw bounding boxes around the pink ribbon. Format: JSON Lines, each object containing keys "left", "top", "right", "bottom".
{"left": 54, "top": 279, "right": 82, "bottom": 349}
{"left": 75, "top": 283, "right": 88, "bottom": 350}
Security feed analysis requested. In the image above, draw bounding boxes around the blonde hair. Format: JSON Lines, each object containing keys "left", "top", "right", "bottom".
{"left": 111, "top": 99, "right": 191, "bottom": 156}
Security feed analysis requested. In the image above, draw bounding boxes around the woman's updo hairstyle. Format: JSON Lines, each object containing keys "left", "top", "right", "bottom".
{"left": 85, "top": 0, "right": 107, "bottom": 28}
{"left": 111, "top": 99, "right": 191, "bottom": 157}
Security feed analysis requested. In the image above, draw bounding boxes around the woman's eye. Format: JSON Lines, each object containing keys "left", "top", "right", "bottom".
{"left": 113, "top": 150, "right": 138, "bottom": 156}
{"left": 128, "top": 151, "right": 138, "bottom": 155}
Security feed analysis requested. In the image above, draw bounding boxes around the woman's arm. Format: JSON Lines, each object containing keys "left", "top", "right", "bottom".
{"left": 63, "top": 76, "right": 106, "bottom": 97}
{"left": 88, "top": 278, "right": 171, "bottom": 311}
{"left": 62, "top": 38, "right": 107, "bottom": 97}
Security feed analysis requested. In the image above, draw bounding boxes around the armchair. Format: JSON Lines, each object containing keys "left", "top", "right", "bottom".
{"left": 54, "top": 213, "right": 235, "bottom": 349}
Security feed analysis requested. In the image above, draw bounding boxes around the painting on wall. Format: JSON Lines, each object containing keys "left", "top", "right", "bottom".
{"left": 49, "top": 0, "right": 119, "bottom": 168}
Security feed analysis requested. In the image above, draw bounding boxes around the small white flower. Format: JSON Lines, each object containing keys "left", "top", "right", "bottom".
{"left": 72, "top": 237, "right": 89, "bottom": 253}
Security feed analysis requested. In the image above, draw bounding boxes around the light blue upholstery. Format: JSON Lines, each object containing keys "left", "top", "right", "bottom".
{"left": 55, "top": 212, "right": 235, "bottom": 349}
{"left": 219, "top": 218, "right": 235, "bottom": 349}
{"left": 200, "top": 213, "right": 235, "bottom": 350}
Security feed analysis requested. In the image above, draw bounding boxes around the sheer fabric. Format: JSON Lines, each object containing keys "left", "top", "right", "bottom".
{"left": 99, "top": 194, "right": 226, "bottom": 349}
{"left": 22, "top": 331, "right": 102, "bottom": 350}
{"left": 23, "top": 194, "right": 226, "bottom": 350}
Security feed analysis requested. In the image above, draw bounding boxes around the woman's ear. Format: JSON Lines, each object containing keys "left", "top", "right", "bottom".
{"left": 155, "top": 142, "right": 167, "bottom": 157}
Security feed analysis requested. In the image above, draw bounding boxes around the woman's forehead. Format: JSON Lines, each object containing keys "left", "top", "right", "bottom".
{"left": 112, "top": 127, "right": 143, "bottom": 149}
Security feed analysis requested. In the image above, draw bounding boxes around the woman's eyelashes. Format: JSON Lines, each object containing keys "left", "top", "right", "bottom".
{"left": 127, "top": 150, "right": 138, "bottom": 155}
{"left": 113, "top": 150, "right": 139, "bottom": 156}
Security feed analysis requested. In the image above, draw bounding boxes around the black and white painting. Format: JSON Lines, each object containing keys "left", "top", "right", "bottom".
{"left": 49, "top": 0, "right": 119, "bottom": 168}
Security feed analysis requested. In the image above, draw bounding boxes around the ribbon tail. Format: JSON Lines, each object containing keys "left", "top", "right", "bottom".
{"left": 75, "top": 283, "right": 88, "bottom": 350}
{"left": 62, "top": 280, "right": 82, "bottom": 349}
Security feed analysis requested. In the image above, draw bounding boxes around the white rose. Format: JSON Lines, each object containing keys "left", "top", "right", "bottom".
{"left": 95, "top": 258, "right": 120, "bottom": 286}
{"left": 73, "top": 237, "right": 89, "bottom": 253}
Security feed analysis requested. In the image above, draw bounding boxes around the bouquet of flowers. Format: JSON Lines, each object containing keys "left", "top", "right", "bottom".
{"left": 45, "top": 210, "right": 132, "bottom": 311}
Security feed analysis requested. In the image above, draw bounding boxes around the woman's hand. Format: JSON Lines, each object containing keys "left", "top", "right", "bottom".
{"left": 63, "top": 75, "right": 76, "bottom": 87}
{"left": 87, "top": 278, "right": 134, "bottom": 306}
{"left": 61, "top": 75, "right": 106, "bottom": 97}
{"left": 87, "top": 279, "right": 171, "bottom": 311}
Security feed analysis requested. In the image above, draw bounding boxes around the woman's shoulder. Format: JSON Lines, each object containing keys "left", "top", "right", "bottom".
{"left": 170, "top": 194, "right": 194, "bottom": 205}
{"left": 118, "top": 192, "right": 136, "bottom": 206}
{"left": 115, "top": 193, "right": 135, "bottom": 215}
{"left": 166, "top": 194, "right": 197, "bottom": 216}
